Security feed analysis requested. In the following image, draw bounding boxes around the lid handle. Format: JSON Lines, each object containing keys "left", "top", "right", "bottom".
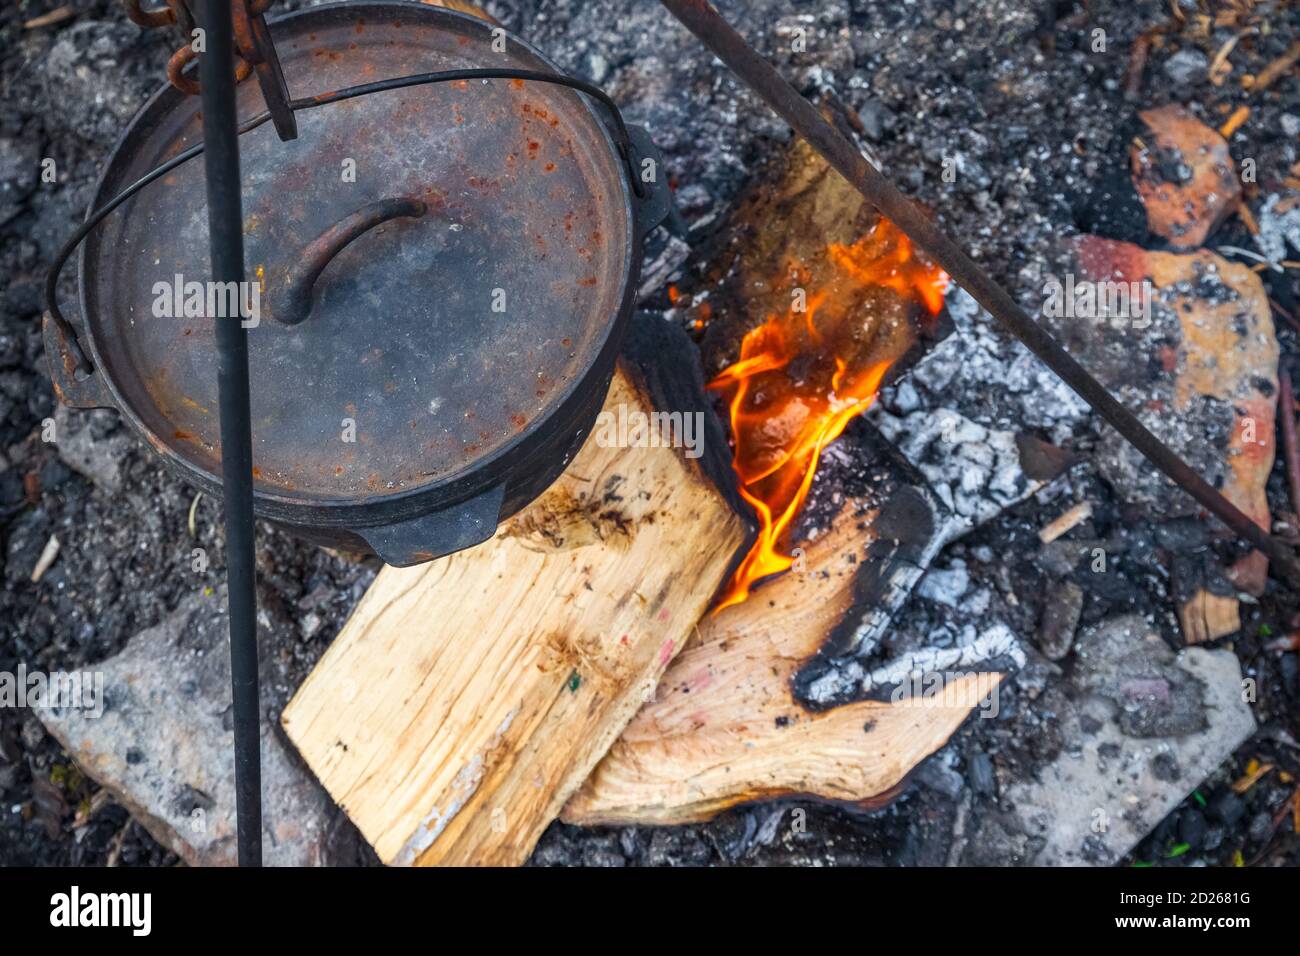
{"left": 268, "top": 196, "right": 427, "bottom": 326}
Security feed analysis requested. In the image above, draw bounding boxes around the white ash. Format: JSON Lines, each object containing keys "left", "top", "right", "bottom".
{"left": 869, "top": 286, "right": 1086, "bottom": 543}
{"left": 1253, "top": 191, "right": 1300, "bottom": 265}
{"left": 876, "top": 286, "right": 1090, "bottom": 440}
{"left": 816, "top": 287, "right": 1082, "bottom": 697}
{"left": 637, "top": 234, "right": 692, "bottom": 302}
{"left": 961, "top": 587, "right": 993, "bottom": 617}
{"left": 873, "top": 406, "right": 1039, "bottom": 541}
{"left": 803, "top": 622, "right": 1026, "bottom": 704}
{"left": 888, "top": 378, "right": 922, "bottom": 414}
{"left": 862, "top": 622, "right": 1026, "bottom": 696}
{"left": 917, "top": 559, "right": 970, "bottom": 608}
{"left": 751, "top": 806, "right": 786, "bottom": 849}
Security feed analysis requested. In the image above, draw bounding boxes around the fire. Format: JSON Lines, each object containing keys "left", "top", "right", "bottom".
{"left": 706, "top": 218, "right": 948, "bottom": 611}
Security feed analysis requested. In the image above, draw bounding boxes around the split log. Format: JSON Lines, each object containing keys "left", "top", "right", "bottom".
{"left": 1172, "top": 547, "right": 1243, "bottom": 645}
{"left": 1179, "top": 589, "right": 1241, "bottom": 645}
{"left": 678, "top": 103, "right": 947, "bottom": 383}
{"left": 282, "top": 321, "right": 747, "bottom": 865}
{"left": 564, "top": 421, "right": 1004, "bottom": 825}
{"left": 564, "top": 123, "right": 987, "bottom": 826}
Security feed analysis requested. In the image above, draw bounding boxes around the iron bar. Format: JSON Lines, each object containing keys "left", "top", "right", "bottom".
{"left": 659, "top": 0, "right": 1300, "bottom": 587}
{"left": 196, "top": 0, "right": 262, "bottom": 866}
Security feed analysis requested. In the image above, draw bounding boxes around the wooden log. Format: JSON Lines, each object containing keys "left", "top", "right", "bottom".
{"left": 678, "top": 106, "right": 947, "bottom": 386}
{"left": 559, "top": 106, "right": 982, "bottom": 832}
{"left": 1172, "top": 548, "right": 1243, "bottom": 645}
{"left": 564, "top": 421, "right": 1004, "bottom": 826}
{"left": 1178, "top": 589, "right": 1241, "bottom": 645}
{"left": 281, "top": 324, "right": 747, "bottom": 865}
{"left": 561, "top": 123, "right": 981, "bottom": 827}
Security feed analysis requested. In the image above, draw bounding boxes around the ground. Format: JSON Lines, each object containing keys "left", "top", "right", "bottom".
{"left": 1, "top": 0, "right": 1298, "bottom": 866}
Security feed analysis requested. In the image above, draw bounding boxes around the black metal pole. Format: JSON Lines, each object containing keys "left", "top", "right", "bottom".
{"left": 659, "top": 0, "right": 1300, "bottom": 587}
{"left": 197, "top": 0, "right": 262, "bottom": 866}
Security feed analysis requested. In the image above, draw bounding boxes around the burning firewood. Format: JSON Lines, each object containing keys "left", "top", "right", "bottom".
{"left": 285, "top": 119, "right": 999, "bottom": 845}
{"left": 680, "top": 120, "right": 948, "bottom": 609}
{"left": 565, "top": 126, "right": 1005, "bottom": 825}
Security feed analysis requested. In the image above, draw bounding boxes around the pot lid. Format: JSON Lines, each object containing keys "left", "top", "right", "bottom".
{"left": 81, "top": 2, "right": 633, "bottom": 504}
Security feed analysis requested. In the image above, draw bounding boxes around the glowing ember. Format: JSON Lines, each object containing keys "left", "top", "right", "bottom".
{"left": 706, "top": 218, "right": 948, "bottom": 611}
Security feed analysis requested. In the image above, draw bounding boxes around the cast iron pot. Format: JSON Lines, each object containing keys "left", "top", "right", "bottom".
{"left": 45, "top": 1, "right": 672, "bottom": 566}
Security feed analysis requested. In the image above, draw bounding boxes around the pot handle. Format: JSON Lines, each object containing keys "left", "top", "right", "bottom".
{"left": 42, "top": 312, "right": 113, "bottom": 409}
{"left": 267, "top": 196, "right": 428, "bottom": 326}
{"left": 353, "top": 483, "right": 506, "bottom": 568}
{"left": 625, "top": 125, "right": 687, "bottom": 239}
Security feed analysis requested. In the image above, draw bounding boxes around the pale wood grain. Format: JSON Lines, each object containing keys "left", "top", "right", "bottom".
{"left": 564, "top": 505, "right": 1001, "bottom": 825}
{"left": 282, "top": 366, "right": 746, "bottom": 865}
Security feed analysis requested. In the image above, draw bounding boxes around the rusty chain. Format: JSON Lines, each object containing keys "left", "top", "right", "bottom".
{"left": 124, "top": 0, "right": 271, "bottom": 95}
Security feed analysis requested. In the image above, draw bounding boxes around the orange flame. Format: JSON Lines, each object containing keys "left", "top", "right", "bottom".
{"left": 706, "top": 218, "right": 948, "bottom": 611}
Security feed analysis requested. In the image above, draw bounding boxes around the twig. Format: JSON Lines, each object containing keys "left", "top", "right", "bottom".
{"left": 188, "top": 491, "right": 202, "bottom": 538}
{"left": 1232, "top": 760, "right": 1275, "bottom": 794}
{"left": 1250, "top": 40, "right": 1300, "bottom": 92}
{"left": 1125, "top": 27, "right": 1165, "bottom": 98}
{"left": 30, "top": 535, "right": 60, "bottom": 583}
{"left": 1243, "top": 787, "right": 1298, "bottom": 864}
{"left": 24, "top": 6, "right": 74, "bottom": 29}
{"left": 1216, "top": 244, "right": 1282, "bottom": 272}
{"left": 1236, "top": 200, "right": 1260, "bottom": 235}
{"left": 106, "top": 818, "right": 133, "bottom": 868}
{"left": 72, "top": 788, "right": 111, "bottom": 829}
{"left": 1039, "top": 501, "right": 1093, "bottom": 544}
{"left": 1281, "top": 371, "right": 1300, "bottom": 521}
{"left": 1219, "top": 104, "right": 1250, "bottom": 138}
{"left": 1208, "top": 31, "right": 1252, "bottom": 86}
{"left": 1269, "top": 296, "right": 1300, "bottom": 331}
